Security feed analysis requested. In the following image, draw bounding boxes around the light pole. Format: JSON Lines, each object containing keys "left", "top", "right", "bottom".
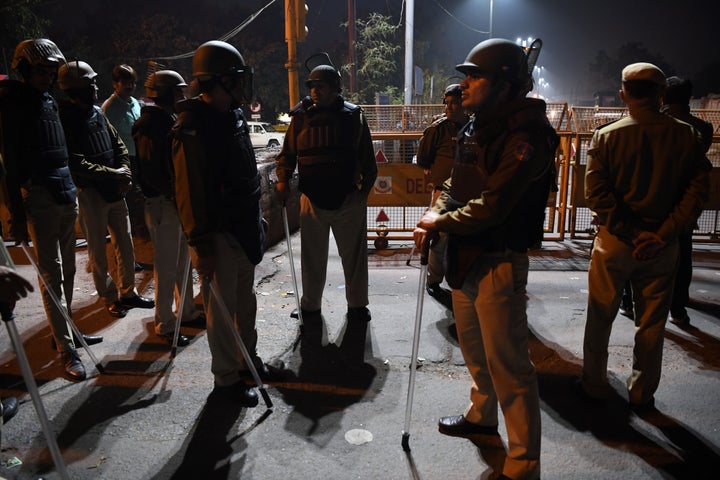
{"left": 489, "top": 0, "right": 494, "bottom": 38}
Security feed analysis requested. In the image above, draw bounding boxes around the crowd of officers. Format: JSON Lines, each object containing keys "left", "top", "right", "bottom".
{"left": 0, "top": 35, "right": 714, "bottom": 480}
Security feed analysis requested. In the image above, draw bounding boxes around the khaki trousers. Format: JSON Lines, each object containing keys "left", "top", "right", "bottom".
{"left": 77, "top": 187, "right": 137, "bottom": 305}
{"left": 299, "top": 191, "right": 369, "bottom": 312}
{"left": 453, "top": 251, "right": 540, "bottom": 480}
{"left": 23, "top": 185, "right": 78, "bottom": 353}
{"left": 144, "top": 196, "right": 197, "bottom": 335}
{"left": 583, "top": 226, "right": 678, "bottom": 405}
{"left": 202, "top": 232, "right": 259, "bottom": 386}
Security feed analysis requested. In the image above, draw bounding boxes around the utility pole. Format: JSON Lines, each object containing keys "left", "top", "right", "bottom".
{"left": 347, "top": 0, "right": 357, "bottom": 96}
{"left": 403, "top": 0, "right": 414, "bottom": 105}
{"left": 285, "top": 0, "right": 308, "bottom": 108}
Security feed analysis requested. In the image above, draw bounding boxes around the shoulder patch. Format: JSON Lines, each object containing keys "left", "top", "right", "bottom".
{"left": 514, "top": 141, "right": 534, "bottom": 162}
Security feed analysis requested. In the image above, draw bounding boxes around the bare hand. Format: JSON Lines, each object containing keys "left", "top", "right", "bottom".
{"left": 0, "top": 266, "right": 34, "bottom": 303}
{"left": 632, "top": 231, "right": 666, "bottom": 261}
{"left": 275, "top": 182, "right": 290, "bottom": 205}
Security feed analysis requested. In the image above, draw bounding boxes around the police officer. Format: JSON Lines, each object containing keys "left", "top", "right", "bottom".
{"left": 0, "top": 39, "right": 102, "bottom": 381}
{"left": 416, "top": 83, "right": 468, "bottom": 311}
{"left": 172, "top": 40, "right": 272, "bottom": 406}
{"left": 275, "top": 58, "right": 377, "bottom": 324}
{"left": 57, "top": 60, "right": 154, "bottom": 322}
{"left": 580, "top": 63, "right": 711, "bottom": 411}
{"left": 414, "top": 39, "right": 558, "bottom": 480}
{"left": 133, "top": 70, "right": 204, "bottom": 347}
{"left": 662, "top": 76, "right": 714, "bottom": 326}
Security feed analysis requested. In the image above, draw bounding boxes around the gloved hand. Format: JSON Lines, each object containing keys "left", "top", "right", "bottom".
{"left": 0, "top": 265, "right": 34, "bottom": 304}
{"left": 632, "top": 231, "right": 666, "bottom": 261}
{"left": 276, "top": 181, "right": 290, "bottom": 205}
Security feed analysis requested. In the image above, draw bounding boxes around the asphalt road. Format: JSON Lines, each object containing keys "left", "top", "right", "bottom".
{"left": 0, "top": 235, "right": 718, "bottom": 480}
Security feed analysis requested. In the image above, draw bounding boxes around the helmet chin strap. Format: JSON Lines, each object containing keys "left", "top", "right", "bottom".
{"left": 474, "top": 76, "right": 508, "bottom": 114}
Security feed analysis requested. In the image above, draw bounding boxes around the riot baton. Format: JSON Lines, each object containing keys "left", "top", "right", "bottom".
{"left": 0, "top": 241, "right": 70, "bottom": 479}
{"left": 282, "top": 204, "right": 303, "bottom": 327}
{"left": 19, "top": 242, "right": 103, "bottom": 371}
{"left": 208, "top": 280, "right": 273, "bottom": 409}
{"left": 401, "top": 237, "right": 432, "bottom": 452}
{"left": 170, "top": 228, "right": 192, "bottom": 359}
{"left": 20, "top": 242, "right": 104, "bottom": 374}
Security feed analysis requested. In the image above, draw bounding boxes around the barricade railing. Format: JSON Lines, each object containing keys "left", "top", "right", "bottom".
{"left": 366, "top": 104, "right": 720, "bottom": 247}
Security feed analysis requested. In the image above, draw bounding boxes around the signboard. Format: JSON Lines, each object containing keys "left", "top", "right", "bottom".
{"left": 368, "top": 163, "right": 433, "bottom": 207}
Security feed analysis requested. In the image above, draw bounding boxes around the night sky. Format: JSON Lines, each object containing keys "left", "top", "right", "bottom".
{"left": 279, "top": 0, "right": 720, "bottom": 102}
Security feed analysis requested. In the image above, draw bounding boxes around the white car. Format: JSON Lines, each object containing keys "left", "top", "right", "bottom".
{"left": 247, "top": 121, "right": 285, "bottom": 150}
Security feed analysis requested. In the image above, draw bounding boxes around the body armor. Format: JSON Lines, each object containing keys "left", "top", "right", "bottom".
{"left": 0, "top": 80, "right": 76, "bottom": 204}
{"left": 295, "top": 100, "right": 360, "bottom": 210}
{"left": 63, "top": 105, "right": 122, "bottom": 202}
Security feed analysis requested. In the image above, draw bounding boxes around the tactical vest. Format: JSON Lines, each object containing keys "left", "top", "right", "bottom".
{"left": 1, "top": 82, "right": 76, "bottom": 204}
{"left": 69, "top": 106, "right": 122, "bottom": 202}
{"left": 444, "top": 110, "right": 558, "bottom": 288}
{"left": 177, "top": 100, "right": 264, "bottom": 264}
{"left": 296, "top": 102, "right": 359, "bottom": 210}
{"left": 31, "top": 93, "right": 76, "bottom": 204}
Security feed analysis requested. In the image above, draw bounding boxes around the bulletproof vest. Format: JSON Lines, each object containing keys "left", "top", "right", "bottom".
{"left": 30, "top": 92, "right": 76, "bottom": 204}
{"left": 296, "top": 101, "right": 359, "bottom": 209}
{"left": 447, "top": 112, "right": 558, "bottom": 252}
{"left": 68, "top": 106, "right": 122, "bottom": 202}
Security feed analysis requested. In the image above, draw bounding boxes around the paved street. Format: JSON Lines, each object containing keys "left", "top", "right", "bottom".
{"left": 0, "top": 235, "right": 718, "bottom": 479}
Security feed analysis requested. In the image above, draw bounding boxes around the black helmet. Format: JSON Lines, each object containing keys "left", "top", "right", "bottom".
{"left": 192, "top": 40, "right": 248, "bottom": 79}
{"left": 306, "top": 64, "right": 341, "bottom": 91}
{"left": 57, "top": 60, "right": 98, "bottom": 90}
{"left": 192, "top": 40, "right": 253, "bottom": 103}
{"left": 12, "top": 38, "right": 65, "bottom": 69}
{"left": 456, "top": 38, "right": 531, "bottom": 90}
{"left": 145, "top": 70, "right": 187, "bottom": 98}
{"left": 443, "top": 83, "right": 462, "bottom": 100}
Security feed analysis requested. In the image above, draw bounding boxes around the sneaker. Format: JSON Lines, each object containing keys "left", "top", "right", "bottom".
{"left": 212, "top": 380, "right": 259, "bottom": 407}
{"left": 61, "top": 350, "right": 86, "bottom": 381}
{"left": 618, "top": 303, "right": 634, "bottom": 319}
{"left": 121, "top": 294, "right": 155, "bottom": 309}
{"left": 670, "top": 314, "right": 690, "bottom": 326}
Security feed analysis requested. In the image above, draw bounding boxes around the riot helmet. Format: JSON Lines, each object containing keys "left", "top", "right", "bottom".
{"left": 11, "top": 38, "right": 65, "bottom": 70}
{"left": 145, "top": 70, "right": 187, "bottom": 98}
{"left": 304, "top": 53, "right": 341, "bottom": 92}
{"left": 57, "top": 61, "right": 98, "bottom": 90}
{"left": 443, "top": 83, "right": 462, "bottom": 102}
{"left": 456, "top": 38, "right": 533, "bottom": 94}
{"left": 192, "top": 40, "right": 253, "bottom": 103}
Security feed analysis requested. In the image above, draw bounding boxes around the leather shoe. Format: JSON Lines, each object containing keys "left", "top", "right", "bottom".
{"left": 290, "top": 308, "right": 320, "bottom": 319}
{"left": 121, "top": 294, "right": 155, "bottom": 309}
{"left": 157, "top": 332, "right": 190, "bottom": 347}
{"left": 1, "top": 396, "right": 19, "bottom": 423}
{"left": 438, "top": 415, "right": 498, "bottom": 437}
{"left": 61, "top": 350, "right": 86, "bottom": 381}
{"left": 427, "top": 283, "right": 454, "bottom": 310}
{"left": 182, "top": 313, "right": 206, "bottom": 329}
{"left": 347, "top": 306, "right": 371, "bottom": 322}
{"left": 51, "top": 332, "right": 104, "bottom": 351}
{"left": 239, "top": 362, "right": 286, "bottom": 382}
{"left": 212, "top": 380, "right": 259, "bottom": 407}
{"left": 107, "top": 301, "right": 128, "bottom": 318}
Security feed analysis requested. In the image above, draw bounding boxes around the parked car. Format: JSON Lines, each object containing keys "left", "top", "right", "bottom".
{"left": 248, "top": 121, "right": 285, "bottom": 150}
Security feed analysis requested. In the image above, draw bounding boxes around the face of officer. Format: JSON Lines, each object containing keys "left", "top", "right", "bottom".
{"left": 444, "top": 94, "right": 465, "bottom": 123}
{"left": 460, "top": 72, "right": 509, "bottom": 112}
{"left": 26, "top": 63, "right": 58, "bottom": 92}
{"left": 308, "top": 80, "right": 335, "bottom": 108}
